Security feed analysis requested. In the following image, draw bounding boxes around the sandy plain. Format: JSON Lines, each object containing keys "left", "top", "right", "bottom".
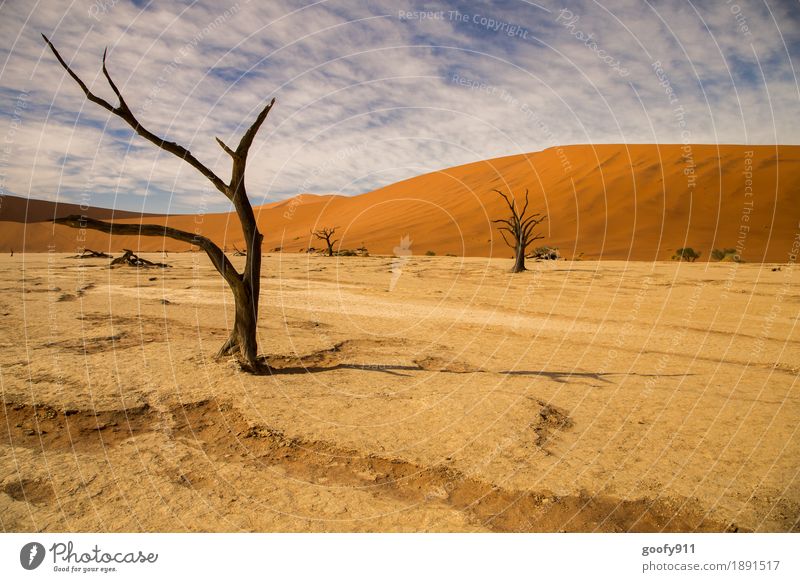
{"left": 1, "top": 252, "right": 797, "bottom": 532}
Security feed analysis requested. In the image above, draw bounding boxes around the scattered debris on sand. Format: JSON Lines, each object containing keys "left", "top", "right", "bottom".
{"left": 110, "top": 249, "right": 170, "bottom": 268}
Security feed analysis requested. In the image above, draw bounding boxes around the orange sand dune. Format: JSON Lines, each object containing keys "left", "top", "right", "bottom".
{"left": 0, "top": 193, "right": 160, "bottom": 223}
{"left": 2, "top": 144, "right": 798, "bottom": 261}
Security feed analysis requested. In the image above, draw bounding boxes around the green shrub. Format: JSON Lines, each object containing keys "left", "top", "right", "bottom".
{"left": 425, "top": 250, "right": 436, "bottom": 256}
{"left": 672, "top": 247, "right": 701, "bottom": 262}
{"left": 711, "top": 248, "right": 738, "bottom": 261}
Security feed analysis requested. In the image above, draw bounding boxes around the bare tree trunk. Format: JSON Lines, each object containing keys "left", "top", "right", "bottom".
{"left": 218, "top": 280, "right": 258, "bottom": 364}
{"left": 512, "top": 242, "right": 526, "bottom": 273}
{"left": 217, "top": 193, "right": 263, "bottom": 363}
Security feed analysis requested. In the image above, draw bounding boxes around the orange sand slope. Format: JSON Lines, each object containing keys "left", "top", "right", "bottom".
{"left": 2, "top": 144, "right": 798, "bottom": 261}
{"left": 0, "top": 194, "right": 160, "bottom": 223}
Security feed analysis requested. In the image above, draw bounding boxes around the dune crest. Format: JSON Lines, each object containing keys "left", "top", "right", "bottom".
{"left": 2, "top": 144, "right": 798, "bottom": 261}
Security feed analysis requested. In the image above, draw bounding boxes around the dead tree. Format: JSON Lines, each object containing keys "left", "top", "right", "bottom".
{"left": 110, "top": 249, "right": 168, "bottom": 268}
{"left": 492, "top": 188, "right": 547, "bottom": 273}
{"left": 44, "top": 35, "right": 274, "bottom": 370}
{"left": 312, "top": 227, "right": 338, "bottom": 256}
{"left": 70, "top": 248, "right": 112, "bottom": 259}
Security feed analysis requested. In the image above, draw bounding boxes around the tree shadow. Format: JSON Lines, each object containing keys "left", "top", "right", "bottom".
{"left": 255, "top": 361, "right": 421, "bottom": 377}
{"left": 498, "top": 370, "right": 691, "bottom": 384}
{"left": 254, "top": 357, "right": 692, "bottom": 384}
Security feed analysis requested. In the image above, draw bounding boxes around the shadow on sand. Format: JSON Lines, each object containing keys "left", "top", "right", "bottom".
{"left": 254, "top": 357, "right": 692, "bottom": 384}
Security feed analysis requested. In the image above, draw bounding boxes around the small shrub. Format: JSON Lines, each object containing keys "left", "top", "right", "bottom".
{"left": 425, "top": 250, "right": 436, "bottom": 256}
{"left": 672, "top": 247, "right": 701, "bottom": 262}
{"left": 711, "top": 248, "right": 738, "bottom": 262}
{"left": 529, "top": 246, "right": 561, "bottom": 260}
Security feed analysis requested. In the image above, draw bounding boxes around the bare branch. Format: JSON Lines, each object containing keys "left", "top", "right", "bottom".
{"left": 521, "top": 212, "right": 544, "bottom": 229}
{"left": 54, "top": 215, "right": 240, "bottom": 286}
{"left": 522, "top": 215, "right": 547, "bottom": 241}
{"left": 519, "top": 188, "right": 530, "bottom": 219}
{"left": 236, "top": 98, "right": 276, "bottom": 158}
{"left": 43, "top": 35, "right": 230, "bottom": 198}
{"left": 497, "top": 228, "right": 514, "bottom": 249}
{"left": 312, "top": 226, "right": 338, "bottom": 238}
{"left": 491, "top": 217, "right": 516, "bottom": 229}
{"left": 42, "top": 34, "right": 116, "bottom": 114}
{"left": 492, "top": 188, "right": 515, "bottom": 213}
{"left": 101, "top": 47, "right": 131, "bottom": 114}
{"left": 216, "top": 137, "right": 236, "bottom": 158}
{"left": 523, "top": 234, "right": 545, "bottom": 250}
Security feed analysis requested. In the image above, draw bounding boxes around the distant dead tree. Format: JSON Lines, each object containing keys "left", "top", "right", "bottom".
{"left": 312, "top": 227, "right": 338, "bottom": 256}
{"left": 492, "top": 188, "right": 547, "bottom": 273}
{"left": 43, "top": 35, "right": 275, "bottom": 370}
{"left": 70, "top": 248, "right": 112, "bottom": 259}
{"left": 111, "top": 249, "right": 169, "bottom": 268}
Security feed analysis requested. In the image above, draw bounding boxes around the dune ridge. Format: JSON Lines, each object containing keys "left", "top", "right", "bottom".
{"left": 2, "top": 144, "right": 798, "bottom": 261}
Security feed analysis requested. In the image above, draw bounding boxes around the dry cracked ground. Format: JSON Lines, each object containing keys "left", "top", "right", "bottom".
{"left": 1, "top": 253, "right": 798, "bottom": 532}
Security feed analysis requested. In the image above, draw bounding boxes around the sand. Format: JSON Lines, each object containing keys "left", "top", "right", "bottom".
{"left": 2, "top": 144, "right": 799, "bottom": 262}
{"left": 1, "top": 252, "right": 798, "bottom": 532}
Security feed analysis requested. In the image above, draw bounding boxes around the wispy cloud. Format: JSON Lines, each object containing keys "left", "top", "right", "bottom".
{"left": 1, "top": 0, "right": 798, "bottom": 213}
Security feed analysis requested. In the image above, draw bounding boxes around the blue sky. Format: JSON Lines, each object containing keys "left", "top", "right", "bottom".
{"left": 1, "top": 0, "right": 798, "bottom": 213}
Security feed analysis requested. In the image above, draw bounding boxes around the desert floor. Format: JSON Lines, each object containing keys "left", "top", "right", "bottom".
{"left": 1, "top": 253, "right": 798, "bottom": 532}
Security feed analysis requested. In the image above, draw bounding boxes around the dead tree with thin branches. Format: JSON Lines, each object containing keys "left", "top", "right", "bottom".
{"left": 43, "top": 35, "right": 275, "bottom": 370}
{"left": 312, "top": 227, "right": 338, "bottom": 256}
{"left": 492, "top": 188, "right": 547, "bottom": 273}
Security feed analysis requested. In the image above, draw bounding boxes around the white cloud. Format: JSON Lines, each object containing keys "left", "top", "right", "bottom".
{"left": 0, "top": 0, "right": 797, "bottom": 213}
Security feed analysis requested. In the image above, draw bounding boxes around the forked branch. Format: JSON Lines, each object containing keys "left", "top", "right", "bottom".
{"left": 42, "top": 34, "right": 229, "bottom": 197}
